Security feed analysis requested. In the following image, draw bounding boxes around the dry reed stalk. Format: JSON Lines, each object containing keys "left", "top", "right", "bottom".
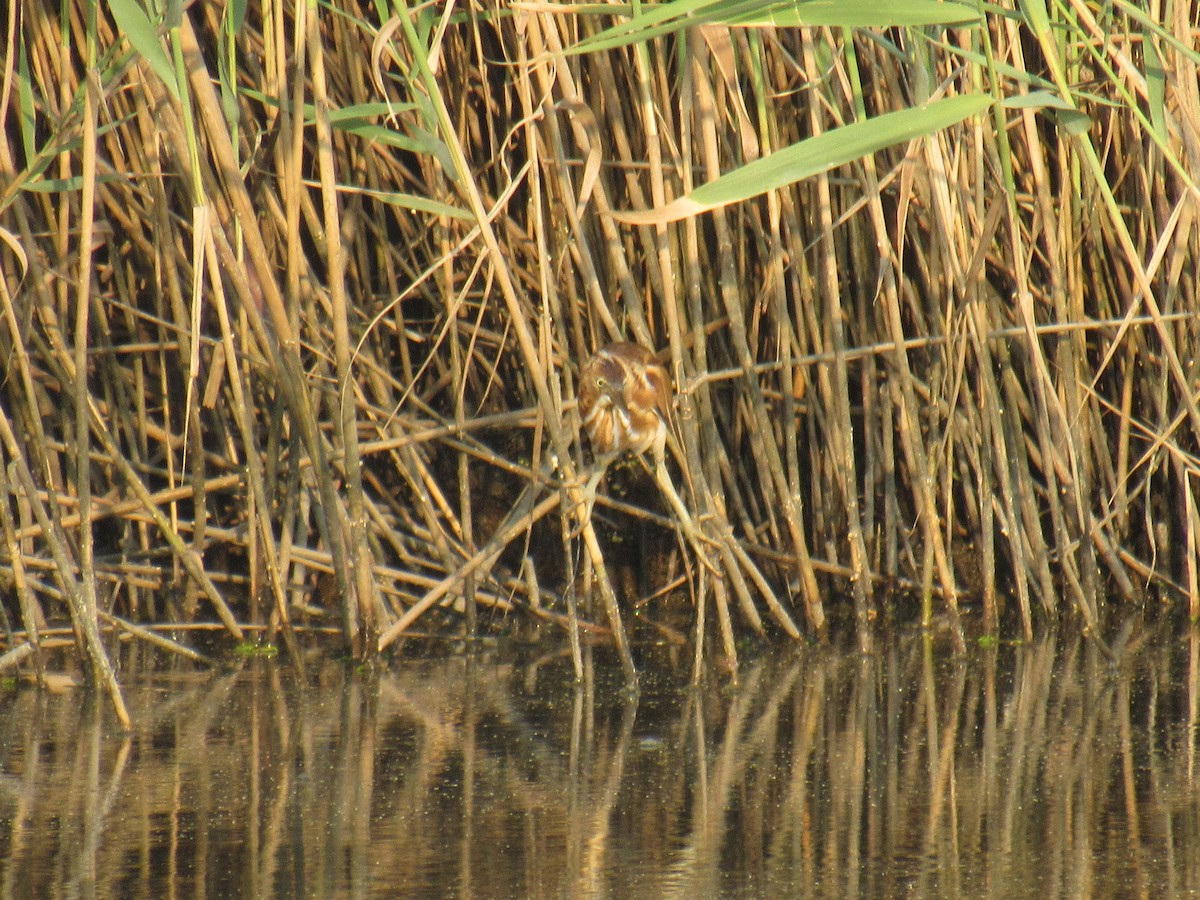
{"left": 801, "top": 29, "right": 873, "bottom": 651}
{"left": 309, "top": 5, "right": 383, "bottom": 654}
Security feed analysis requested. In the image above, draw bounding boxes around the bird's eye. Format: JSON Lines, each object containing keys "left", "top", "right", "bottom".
{"left": 595, "top": 376, "right": 608, "bottom": 389}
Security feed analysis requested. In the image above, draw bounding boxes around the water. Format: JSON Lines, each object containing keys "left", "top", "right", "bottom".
{"left": 1, "top": 623, "right": 1198, "bottom": 898}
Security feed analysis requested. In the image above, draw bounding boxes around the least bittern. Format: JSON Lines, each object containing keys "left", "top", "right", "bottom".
{"left": 579, "top": 342, "right": 671, "bottom": 463}
{"left": 576, "top": 342, "right": 708, "bottom": 551}
{"left": 573, "top": 341, "right": 802, "bottom": 669}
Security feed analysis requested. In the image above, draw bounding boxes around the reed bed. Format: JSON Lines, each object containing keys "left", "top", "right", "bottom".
{"left": 1, "top": 1, "right": 1198, "bottom": 713}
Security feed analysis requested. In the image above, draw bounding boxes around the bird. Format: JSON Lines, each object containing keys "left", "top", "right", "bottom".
{"left": 578, "top": 341, "right": 672, "bottom": 465}
{"left": 575, "top": 343, "right": 793, "bottom": 641}
{"left": 575, "top": 342, "right": 710, "bottom": 553}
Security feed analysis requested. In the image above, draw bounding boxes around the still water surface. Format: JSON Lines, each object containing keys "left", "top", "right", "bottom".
{"left": 1, "top": 624, "right": 1198, "bottom": 898}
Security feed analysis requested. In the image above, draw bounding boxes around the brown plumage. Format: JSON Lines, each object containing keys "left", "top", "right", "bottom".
{"left": 578, "top": 342, "right": 671, "bottom": 459}
{"left": 575, "top": 342, "right": 716, "bottom": 577}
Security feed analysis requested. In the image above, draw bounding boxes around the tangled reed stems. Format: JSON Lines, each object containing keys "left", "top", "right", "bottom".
{"left": 1, "top": 1, "right": 1198, "bottom": 715}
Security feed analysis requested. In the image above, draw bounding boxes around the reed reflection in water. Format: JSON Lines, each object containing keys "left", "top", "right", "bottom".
{"left": 1, "top": 626, "right": 1199, "bottom": 897}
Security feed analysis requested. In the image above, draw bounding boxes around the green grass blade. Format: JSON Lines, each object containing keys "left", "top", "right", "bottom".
{"left": 105, "top": 0, "right": 180, "bottom": 100}
{"left": 612, "top": 94, "right": 993, "bottom": 223}
{"left": 571, "top": 0, "right": 981, "bottom": 55}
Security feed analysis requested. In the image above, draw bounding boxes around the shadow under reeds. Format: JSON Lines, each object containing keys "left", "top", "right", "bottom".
{"left": 0, "top": 619, "right": 1198, "bottom": 897}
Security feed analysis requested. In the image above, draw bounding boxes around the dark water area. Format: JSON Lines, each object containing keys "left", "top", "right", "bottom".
{"left": 1, "top": 621, "right": 1199, "bottom": 898}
